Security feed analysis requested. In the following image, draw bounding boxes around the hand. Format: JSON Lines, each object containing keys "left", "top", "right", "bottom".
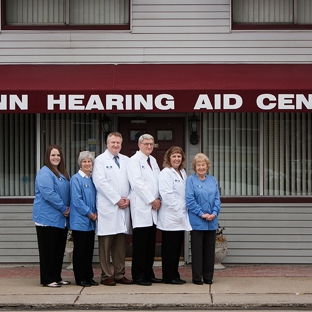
{"left": 151, "top": 198, "right": 161, "bottom": 211}
{"left": 206, "top": 214, "right": 215, "bottom": 221}
{"left": 89, "top": 212, "right": 97, "bottom": 221}
{"left": 201, "top": 213, "right": 215, "bottom": 221}
{"left": 63, "top": 206, "right": 70, "bottom": 217}
{"left": 117, "top": 198, "right": 129, "bottom": 209}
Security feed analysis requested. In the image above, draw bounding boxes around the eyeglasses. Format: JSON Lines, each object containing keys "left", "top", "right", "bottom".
{"left": 141, "top": 143, "right": 154, "bottom": 146}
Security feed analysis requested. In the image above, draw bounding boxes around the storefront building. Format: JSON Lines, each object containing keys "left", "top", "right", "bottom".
{"left": 1, "top": 0, "right": 312, "bottom": 264}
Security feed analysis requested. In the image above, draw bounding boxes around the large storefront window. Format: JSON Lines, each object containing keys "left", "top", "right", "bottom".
{"left": 41, "top": 114, "right": 101, "bottom": 177}
{"left": 203, "top": 113, "right": 312, "bottom": 196}
{"left": 0, "top": 113, "right": 101, "bottom": 197}
{"left": 264, "top": 113, "right": 312, "bottom": 196}
{"left": 204, "top": 113, "right": 259, "bottom": 196}
{"left": 0, "top": 114, "right": 36, "bottom": 196}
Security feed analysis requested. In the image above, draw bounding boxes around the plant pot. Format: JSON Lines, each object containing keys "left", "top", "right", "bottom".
{"left": 214, "top": 239, "right": 228, "bottom": 270}
{"left": 65, "top": 240, "right": 74, "bottom": 270}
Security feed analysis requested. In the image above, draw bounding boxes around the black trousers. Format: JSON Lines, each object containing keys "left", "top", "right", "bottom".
{"left": 190, "top": 230, "right": 216, "bottom": 282}
{"left": 36, "top": 225, "right": 68, "bottom": 285}
{"left": 161, "top": 230, "right": 184, "bottom": 282}
{"left": 131, "top": 224, "right": 156, "bottom": 282}
{"left": 72, "top": 230, "right": 95, "bottom": 284}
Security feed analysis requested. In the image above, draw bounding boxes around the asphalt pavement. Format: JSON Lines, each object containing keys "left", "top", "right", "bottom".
{"left": 0, "top": 263, "right": 311, "bottom": 310}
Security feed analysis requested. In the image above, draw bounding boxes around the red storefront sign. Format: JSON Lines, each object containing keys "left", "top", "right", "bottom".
{"left": 1, "top": 64, "right": 312, "bottom": 113}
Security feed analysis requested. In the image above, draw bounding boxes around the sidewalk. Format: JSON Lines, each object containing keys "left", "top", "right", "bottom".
{"left": 0, "top": 263, "right": 311, "bottom": 310}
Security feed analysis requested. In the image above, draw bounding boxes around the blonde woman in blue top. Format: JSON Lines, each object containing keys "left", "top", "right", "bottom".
{"left": 186, "top": 153, "right": 221, "bottom": 285}
{"left": 33, "top": 145, "right": 70, "bottom": 288}
{"left": 70, "top": 151, "right": 98, "bottom": 287}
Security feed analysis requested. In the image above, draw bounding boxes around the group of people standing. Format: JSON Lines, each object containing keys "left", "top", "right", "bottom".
{"left": 33, "top": 132, "right": 221, "bottom": 288}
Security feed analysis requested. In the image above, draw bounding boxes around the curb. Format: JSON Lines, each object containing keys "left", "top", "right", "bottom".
{"left": 1, "top": 303, "right": 312, "bottom": 311}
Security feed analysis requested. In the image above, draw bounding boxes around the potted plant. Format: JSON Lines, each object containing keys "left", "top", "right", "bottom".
{"left": 65, "top": 230, "right": 74, "bottom": 270}
{"left": 214, "top": 223, "right": 228, "bottom": 270}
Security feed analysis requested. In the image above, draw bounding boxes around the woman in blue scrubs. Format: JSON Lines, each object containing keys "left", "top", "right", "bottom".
{"left": 33, "top": 145, "right": 70, "bottom": 287}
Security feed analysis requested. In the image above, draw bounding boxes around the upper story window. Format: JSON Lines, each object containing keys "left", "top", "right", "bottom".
{"left": 232, "top": 0, "right": 312, "bottom": 30}
{"left": 2, "top": 0, "right": 130, "bottom": 30}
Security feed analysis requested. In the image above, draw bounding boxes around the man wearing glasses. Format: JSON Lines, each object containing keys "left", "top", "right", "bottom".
{"left": 127, "top": 134, "right": 162, "bottom": 286}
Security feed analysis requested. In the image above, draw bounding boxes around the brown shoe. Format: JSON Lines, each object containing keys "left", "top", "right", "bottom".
{"left": 115, "top": 276, "right": 133, "bottom": 284}
{"left": 101, "top": 277, "right": 116, "bottom": 286}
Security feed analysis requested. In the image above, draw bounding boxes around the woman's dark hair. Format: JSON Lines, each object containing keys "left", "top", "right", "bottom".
{"left": 163, "top": 146, "right": 186, "bottom": 170}
{"left": 44, "top": 144, "right": 70, "bottom": 180}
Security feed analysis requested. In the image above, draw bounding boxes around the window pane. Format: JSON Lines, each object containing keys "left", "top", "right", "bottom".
{"left": 263, "top": 113, "right": 312, "bottom": 195}
{"left": 233, "top": 0, "right": 293, "bottom": 23}
{"left": 69, "top": 0, "right": 129, "bottom": 25}
{"left": 5, "top": 0, "right": 129, "bottom": 25}
{"left": 6, "top": 0, "right": 65, "bottom": 24}
{"left": 203, "top": 113, "right": 259, "bottom": 196}
{"left": 297, "top": 0, "right": 312, "bottom": 24}
{"left": 157, "top": 130, "right": 173, "bottom": 141}
{"left": 41, "top": 114, "right": 101, "bottom": 176}
{"left": 0, "top": 114, "right": 36, "bottom": 196}
{"left": 130, "top": 130, "right": 146, "bottom": 141}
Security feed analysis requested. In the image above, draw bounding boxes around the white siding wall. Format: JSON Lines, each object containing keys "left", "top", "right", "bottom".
{"left": 2, "top": 203, "right": 311, "bottom": 264}
{"left": 220, "top": 203, "right": 312, "bottom": 264}
{"left": 0, "top": 204, "right": 100, "bottom": 264}
{"left": 0, "top": 205, "right": 37, "bottom": 263}
{"left": 0, "top": 0, "right": 311, "bottom": 64}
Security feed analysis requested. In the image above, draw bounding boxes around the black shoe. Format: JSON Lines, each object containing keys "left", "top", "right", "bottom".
{"left": 192, "top": 280, "right": 203, "bottom": 285}
{"left": 134, "top": 279, "right": 152, "bottom": 286}
{"left": 89, "top": 279, "right": 99, "bottom": 286}
{"left": 149, "top": 277, "right": 163, "bottom": 283}
{"left": 164, "top": 278, "right": 183, "bottom": 285}
{"left": 204, "top": 279, "right": 213, "bottom": 284}
{"left": 177, "top": 278, "right": 186, "bottom": 284}
{"left": 78, "top": 280, "right": 91, "bottom": 287}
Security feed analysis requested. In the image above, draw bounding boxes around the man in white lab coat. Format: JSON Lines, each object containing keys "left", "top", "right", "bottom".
{"left": 127, "top": 134, "right": 162, "bottom": 286}
{"left": 92, "top": 132, "right": 132, "bottom": 286}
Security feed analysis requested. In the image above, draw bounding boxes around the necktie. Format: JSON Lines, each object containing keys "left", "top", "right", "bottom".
{"left": 147, "top": 157, "right": 152, "bottom": 169}
{"left": 114, "top": 156, "right": 120, "bottom": 168}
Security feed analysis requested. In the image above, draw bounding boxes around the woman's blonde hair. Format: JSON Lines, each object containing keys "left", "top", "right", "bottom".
{"left": 192, "top": 153, "right": 211, "bottom": 172}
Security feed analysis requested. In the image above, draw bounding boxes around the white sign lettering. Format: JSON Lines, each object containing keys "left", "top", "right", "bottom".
{"left": 48, "top": 94, "right": 175, "bottom": 111}
{"left": 256, "top": 94, "right": 312, "bottom": 110}
{"left": 1, "top": 93, "right": 311, "bottom": 112}
{"left": 0, "top": 95, "right": 28, "bottom": 110}
{"left": 193, "top": 94, "right": 243, "bottom": 110}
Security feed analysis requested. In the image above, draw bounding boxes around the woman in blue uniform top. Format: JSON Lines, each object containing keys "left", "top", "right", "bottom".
{"left": 33, "top": 144, "right": 70, "bottom": 287}
{"left": 69, "top": 151, "right": 98, "bottom": 287}
{"left": 186, "top": 153, "right": 221, "bottom": 285}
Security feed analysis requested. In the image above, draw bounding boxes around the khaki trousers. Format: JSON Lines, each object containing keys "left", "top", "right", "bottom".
{"left": 98, "top": 234, "right": 126, "bottom": 281}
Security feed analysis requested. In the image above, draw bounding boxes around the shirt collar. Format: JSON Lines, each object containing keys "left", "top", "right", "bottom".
{"left": 78, "top": 169, "right": 90, "bottom": 178}
{"left": 107, "top": 150, "right": 119, "bottom": 160}
{"left": 139, "top": 150, "right": 149, "bottom": 161}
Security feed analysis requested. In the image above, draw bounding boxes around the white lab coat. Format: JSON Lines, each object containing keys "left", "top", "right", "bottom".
{"left": 157, "top": 167, "right": 192, "bottom": 231}
{"left": 92, "top": 150, "right": 131, "bottom": 236}
{"left": 127, "top": 150, "right": 160, "bottom": 228}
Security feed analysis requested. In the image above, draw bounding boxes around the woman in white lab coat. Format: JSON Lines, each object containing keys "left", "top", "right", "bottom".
{"left": 157, "top": 146, "right": 191, "bottom": 284}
